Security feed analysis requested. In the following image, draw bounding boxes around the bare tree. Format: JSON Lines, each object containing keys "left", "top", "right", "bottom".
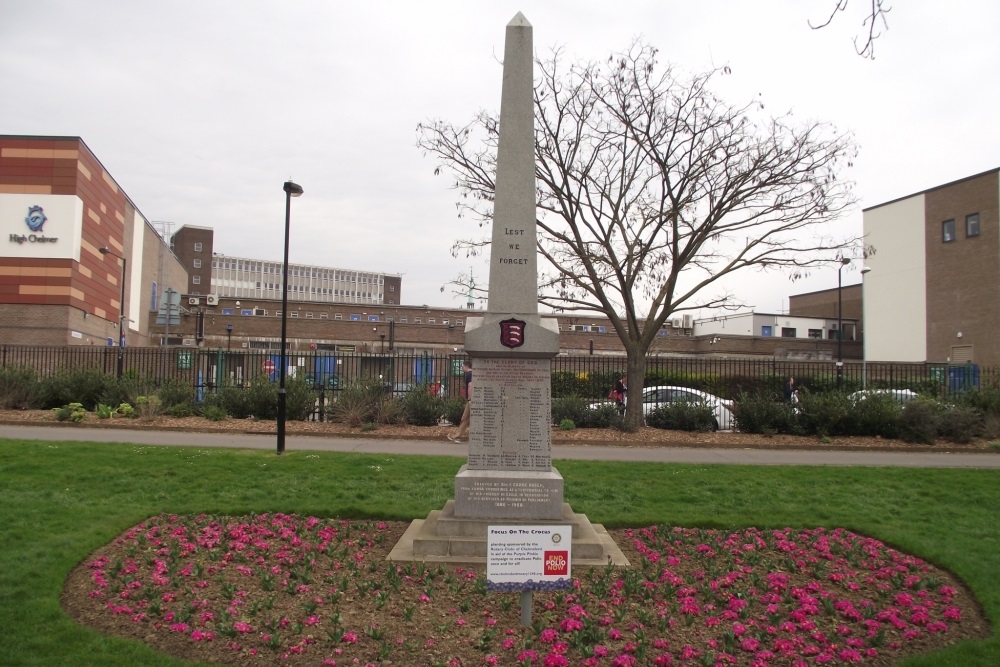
{"left": 812, "top": 0, "right": 892, "bottom": 59}
{"left": 418, "top": 42, "right": 860, "bottom": 429}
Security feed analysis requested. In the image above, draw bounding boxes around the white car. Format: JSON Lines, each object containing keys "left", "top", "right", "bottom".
{"left": 637, "top": 386, "right": 735, "bottom": 431}
{"left": 849, "top": 389, "right": 919, "bottom": 404}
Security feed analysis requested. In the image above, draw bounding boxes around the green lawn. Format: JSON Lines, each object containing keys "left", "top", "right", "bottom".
{"left": 0, "top": 438, "right": 997, "bottom": 666}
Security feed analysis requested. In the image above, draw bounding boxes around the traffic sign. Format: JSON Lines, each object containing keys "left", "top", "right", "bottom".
{"left": 263, "top": 359, "right": 276, "bottom": 374}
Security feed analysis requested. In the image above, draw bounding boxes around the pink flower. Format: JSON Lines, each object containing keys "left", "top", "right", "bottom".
{"left": 539, "top": 628, "right": 559, "bottom": 643}
{"left": 542, "top": 653, "right": 568, "bottom": 667}
{"left": 341, "top": 631, "right": 358, "bottom": 644}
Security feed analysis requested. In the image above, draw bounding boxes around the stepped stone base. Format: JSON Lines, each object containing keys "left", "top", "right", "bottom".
{"left": 387, "top": 500, "right": 630, "bottom": 568}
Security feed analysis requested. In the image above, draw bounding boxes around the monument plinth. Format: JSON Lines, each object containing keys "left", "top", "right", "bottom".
{"left": 389, "top": 13, "right": 627, "bottom": 568}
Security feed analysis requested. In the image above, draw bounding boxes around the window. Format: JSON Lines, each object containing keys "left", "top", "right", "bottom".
{"left": 428, "top": 318, "right": 436, "bottom": 325}
{"left": 761, "top": 326, "right": 772, "bottom": 336}
{"left": 414, "top": 318, "right": 422, "bottom": 324}
{"left": 290, "top": 312, "right": 299, "bottom": 318}
{"left": 966, "top": 213, "right": 981, "bottom": 237}
{"left": 305, "top": 312, "right": 314, "bottom": 318}
{"left": 780, "top": 327, "right": 796, "bottom": 337}
{"left": 808, "top": 329, "right": 823, "bottom": 339}
{"left": 389, "top": 285, "right": 395, "bottom": 292}
{"left": 319, "top": 313, "right": 328, "bottom": 319}
{"left": 350, "top": 314, "right": 361, "bottom": 321}
{"left": 192, "top": 275, "right": 201, "bottom": 285}
{"left": 221, "top": 308, "right": 234, "bottom": 315}
{"left": 335, "top": 313, "right": 342, "bottom": 320}
{"left": 400, "top": 317, "right": 408, "bottom": 323}
{"left": 455, "top": 319, "right": 463, "bottom": 326}
{"left": 194, "top": 242, "right": 203, "bottom": 252}
{"left": 193, "top": 259, "right": 202, "bottom": 268}
{"left": 942, "top": 219, "right": 956, "bottom": 242}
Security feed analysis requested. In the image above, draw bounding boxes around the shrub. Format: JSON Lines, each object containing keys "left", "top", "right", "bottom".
{"left": 899, "top": 399, "right": 942, "bottom": 445}
{"left": 842, "top": 393, "right": 902, "bottom": 439}
{"left": 954, "top": 388, "right": 1000, "bottom": 419}
{"left": 795, "top": 391, "right": 853, "bottom": 437}
{"left": 38, "top": 369, "right": 110, "bottom": 410}
{"left": 551, "top": 396, "right": 622, "bottom": 429}
{"left": 559, "top": 419, "right": 576, "bottom": 431}
{"left": 398, "top": 387, "right": 445, "bottom": 426}
{"left": 284, "top": 376, "right": 318, "bottom": 421}
{"left": 243, "top": 378, "right": 279, "bottom": 420}
{"left": 53, "top": 402, "right": 87, "bottom": 423}
{"left": 135, "top": 396, "right": 163, "bottom": 420}
{"left": 732, "top": 392, "right": 798, "bottom": 435}
{"left": 936, "top": 405, "right": 983, "bottom": 443}
{"left": 330, "top": 379, "right": 387, "bottom": 427}
{"left": 646, "top": 400, "right": 715, "bottom": 432}
{"left": 166, "top": 402, "right": 196, "bottom": 418}
{"left": 201, "top": 405, "right": 228, "bottom": 422}
{"left": 0, "top": 366, "right": 38, "bottom": 409}
{"left": 116, "top": 402, "right": 135, "bottom": 418}
{"left": 442, "top": 397, "right": 466, "bottom": 426}
{"left": 95, "top": 403, "right": 117, "bottom": 419}
{"left": 157, "top": 379, "right": 196, "bottom": 410}
{"left": 101, "top": 373, "right": 158, "bottom": 409}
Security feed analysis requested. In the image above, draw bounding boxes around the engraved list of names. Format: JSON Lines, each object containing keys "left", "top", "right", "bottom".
{"left": 468, "top": 357, "right": 552, "bottom": 471}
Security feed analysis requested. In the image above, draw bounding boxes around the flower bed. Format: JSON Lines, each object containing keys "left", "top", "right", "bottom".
{"left": 63, "top": 514, "right": 988, "bottom": 666}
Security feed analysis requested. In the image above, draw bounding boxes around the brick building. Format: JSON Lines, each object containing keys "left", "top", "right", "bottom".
{"left": 864, "top": 168, "right": 1000, "bottom": 365}
{"left": 0, "top": 135, "right": 186, "bottom": 346}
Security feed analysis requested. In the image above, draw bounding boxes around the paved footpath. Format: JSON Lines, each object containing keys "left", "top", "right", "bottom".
{"left": 2, "top": 424, "right": 999, "bottom": 469}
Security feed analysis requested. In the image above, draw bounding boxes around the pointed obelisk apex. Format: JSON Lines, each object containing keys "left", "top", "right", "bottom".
{"left": 464, "top": 12, "right": 558, "bottom": 358}
{"left": 487, "top": 12, "right": 537, "bottom": 315}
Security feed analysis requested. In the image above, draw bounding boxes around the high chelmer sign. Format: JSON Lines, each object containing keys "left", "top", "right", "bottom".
{"left": 0, "top": 194, "right": 83, "bottom": 260}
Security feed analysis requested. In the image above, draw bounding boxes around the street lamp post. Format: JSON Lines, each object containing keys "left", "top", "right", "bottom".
{"left": 277, "top": 180, "right": 303, "bottom": 455}
{"left": 836, "top": 257, "right": 851, "bottom": 389}
{"left": 380, "top": 333, "right": 386, "bottom": 355}
{"left": 226, "top": 323, "right": 233, "bottom": 351}
{"left": 99, "top": 247, "right": 127, "bottom": 379}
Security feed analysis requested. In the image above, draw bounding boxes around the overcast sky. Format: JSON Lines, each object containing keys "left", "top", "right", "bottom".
{"left": 3, "top": 0, "right": 998, "bottom": 314}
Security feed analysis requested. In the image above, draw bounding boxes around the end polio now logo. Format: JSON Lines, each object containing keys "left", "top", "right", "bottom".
{"left": 543, "top": 550, "right": 568, "bottom": 576}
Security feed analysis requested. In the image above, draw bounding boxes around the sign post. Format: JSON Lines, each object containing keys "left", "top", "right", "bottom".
{"left": 487, "top": 525, "right": 571, "bottom": 625}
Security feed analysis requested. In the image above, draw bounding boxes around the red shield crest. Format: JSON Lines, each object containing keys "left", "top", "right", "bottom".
{"left": 499, "top": 318, "right": 526, "bottom": 349}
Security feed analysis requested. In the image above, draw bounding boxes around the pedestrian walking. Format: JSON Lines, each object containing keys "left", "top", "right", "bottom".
{"left": 448, "top": 361, "right": 473, "bottom": 442}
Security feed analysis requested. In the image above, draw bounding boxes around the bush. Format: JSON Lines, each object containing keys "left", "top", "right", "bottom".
{"left": 101, "top": 373, "right": 158, "bottom": 409}
{"left": 0, "top": 366, "right": 38, "bottom": 409}
{"left": 37, "top": 369, "right": 110, "bottom": 410}
{"left": 954, "top": 388, "right": 1000, "bottom": 419}
{"left": 551, "top": 396, "right": 622, "bottom": 429}
{"left": 95, "top": 403, "right": 117, "bottom": 419}
{"left": 842, "top": 393, "right": 902, "bottom": 439}
{"left": 201, "top": 405, "right": 228, "bottom": 422}
{"left": 442, "top": 397, "right": 466, "bottom": 426}
{"left": 559, "top": 419, "right": 576, "bottom": 431}
{"left": 330, "top": 379, "right": 387, "bottom": 427}
{"left": 398, "top": 386, "right": 445, "bottom": 426}
{"left": 166, "top": 402, "right": 196, "bottom": 418}
{"left": 646, "top": 400, "right": 715, "bottom": 432}
{"left": 732, "top": 392, "right": 798, "bottom": 435}
{"left": 157, "top": 379, "right": 196, "bottom": 411}
{"left": 899, "top": 399, "right": 942, "bottom": 445}
{"left": 135, "top": 396, "right": 163, "bottom": 420}
{"left": 284, "top": 376, "right": 318, "bottom": 421}
{"left": 937, "top": 405, "right": 983, "bottom": 443}
{"left": 795, "top": 391, "right": 853, "bottom": 437}
{"left": 53, "top": 402, "right": 87, "bottom": 422}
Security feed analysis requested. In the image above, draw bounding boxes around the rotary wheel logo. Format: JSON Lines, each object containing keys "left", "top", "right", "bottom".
{"left": 25, "top": 205, "right": 47, "bottom": 232}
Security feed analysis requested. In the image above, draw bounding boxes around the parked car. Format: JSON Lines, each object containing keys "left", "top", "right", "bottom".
{"left": 638, "top": 386, "right": 735, "bottom": 431}
{"left": 849, "top": 389, "right": 918, "bottom": 404}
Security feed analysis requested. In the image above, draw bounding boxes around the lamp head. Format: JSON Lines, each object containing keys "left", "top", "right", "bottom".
{"left": 840, "top": 257, "right": 851, "bottom": 266}
{"left": 99, "top": 247, "right": 110, "bottom": 255}
{"left": 283, "top": 180, "right": 303, "bottom": 197}
{"left": 861, "top": 266, "right": 872, "bottom": 275}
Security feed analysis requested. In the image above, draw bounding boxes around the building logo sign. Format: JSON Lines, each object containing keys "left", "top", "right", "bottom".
{"left": 499, "top": 318, "right": 526, "bottom": 349}
{"left": 25, "top": 205, "right": 47, "bottom": 231}
{"left": 9, "top": 204, "right": 58, "bottom": 245}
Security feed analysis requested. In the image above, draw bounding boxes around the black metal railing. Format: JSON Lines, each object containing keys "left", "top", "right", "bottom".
{"left": 1, "top": 345, "right": 994, "bottom": 420}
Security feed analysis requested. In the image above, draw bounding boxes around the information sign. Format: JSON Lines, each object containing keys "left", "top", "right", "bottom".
{"left": 486, "top": 525, "right": 571, "bottom": 591}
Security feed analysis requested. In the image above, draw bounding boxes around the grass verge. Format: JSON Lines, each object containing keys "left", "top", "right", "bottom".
{"left": 0, "top": 438, "right": 997, "bottom": 666}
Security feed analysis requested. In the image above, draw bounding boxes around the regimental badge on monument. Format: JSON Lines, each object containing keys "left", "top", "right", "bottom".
{"left": 499, "top": 318, "right": 526, "bottom": 349}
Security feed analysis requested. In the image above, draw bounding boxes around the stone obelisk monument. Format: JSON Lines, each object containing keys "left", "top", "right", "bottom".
{"left": 390, "top": 13, "right": 626, "bottom": 567}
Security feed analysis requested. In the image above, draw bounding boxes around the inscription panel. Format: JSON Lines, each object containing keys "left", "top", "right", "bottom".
{"left": 468, "top": 357, "right": 551, "bottom": 471}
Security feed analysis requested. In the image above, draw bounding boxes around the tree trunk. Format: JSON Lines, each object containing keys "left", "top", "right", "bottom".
{"left": 623, "top": 350, "right": 647, "bottom": 432}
